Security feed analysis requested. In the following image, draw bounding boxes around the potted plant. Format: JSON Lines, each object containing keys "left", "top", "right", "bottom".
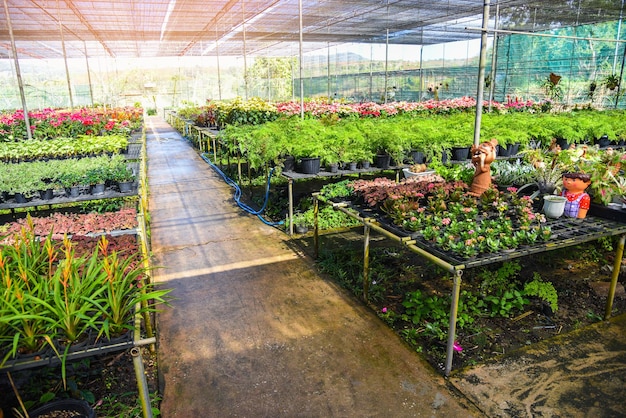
{"left": 541, "top": 72, "right": 563, "bottom": 101}
{"left": 85, "top": 167, "right": 108, "bottom": 195}
{"left": 603, "top": 73, "right": 621, "bottom": 91}
{"left": 28, "top": 399, "right": 96, "bottom": 418}
{"left": 58, "top": 171, "right": 85, "bottom": 198}
{"left": 110, "top": 163, "right": 136, "bottom": 193}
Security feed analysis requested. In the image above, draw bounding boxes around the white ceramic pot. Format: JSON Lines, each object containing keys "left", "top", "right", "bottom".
{"left": 543, "top": 195, "right": 567, "bottom": 218}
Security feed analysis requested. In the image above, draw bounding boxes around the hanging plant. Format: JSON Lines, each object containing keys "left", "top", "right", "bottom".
{"left": 603, "top": 73, "right": 621, "bottom": 91}
{"left": 541, "top": 73, "right": 563, "bottom": 101}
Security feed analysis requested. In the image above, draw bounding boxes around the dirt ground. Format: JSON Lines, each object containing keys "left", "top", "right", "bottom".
{"left": 295, "top": 229, "right": 626, "bottom": 372}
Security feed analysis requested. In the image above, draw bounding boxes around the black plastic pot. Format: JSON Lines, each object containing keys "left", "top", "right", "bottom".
{"left": 507, "top": 143, "right": 521, "bottom": 155}
{"left": 375, "top": 154, "right": 391, "bottom": 169}
{"left": 408, "top": 150, "right": 425, "bottom": 164}
{"left": 91, "top": 183, "right": 106, "bottom": 195}
{"left": 14, "top": 192, "right": 30, "bottom": 203}
{"left": 282, "top": 155, "right": 295, "bottom": 172}
{"left": 299, "top": 157, "right": 321, "bottom": 174}
{"left": 29, "top": 399, "right": 96, "bottom": 418}
{"left": 556, "top": 138, "right": 572, "bottom": 150}
{"left": 39, "top": 188, "right": 54, "bottom": 200}
{"left": 118, "top": 181, "right": 134, "bottom": 193}
{"left": 65, "top": 186, "right": 80, "bottom": 198}
{"left": 451, "top": 146, "right": 470, "bottom": 161}
{"left": 597, "top": 135, "right": 611, "bottom": 148}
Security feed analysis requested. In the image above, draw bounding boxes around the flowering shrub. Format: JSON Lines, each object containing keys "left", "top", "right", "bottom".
{"left": 0, "top": 106, "right": 142, "bottom": 141}
{"left": 274, "top": 97, "right": 505, "bottom": 118}
{"left": 349, "top": 176, "right": 550, "bottom": 259}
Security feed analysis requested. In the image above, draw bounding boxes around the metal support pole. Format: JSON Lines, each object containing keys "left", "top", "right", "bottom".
{"left": 605, "top": 234, "right": 625, "bottom": 319}
{"left": 418, "top": 45, "right": 423, "bottom": 102}
{"left": 615, "top": 32, "right": 626, "bottom": 109}
{"left": 242, "top": 0, "right": 248, "bottom": 100}
{"left": 313, "top": 194, "right": 319, "bottom": 258}
{"left": 212, "top": 136, "right": 218, "bottom": 163}
{"left": 131, "top": 347, "right": 153, "bottom": 418}
{"left": 384, "top": 29, "right": 389, "bottom": 104}
{"left": 445, "top": 270, "right": 463, "bottom": 377}
{"left": 613, "top": 0, "right": 625, "bottom": 72}
{"left": 3, "top": 0, "right": 32, "bottom": 140}
{"left": 288, "top": 178, "right": 294, "bottom": 236}
{"left": 215, "top": 25, "right": 223, "bottom": 100}
{"left": 84, "top": 42, "right": 94, "bottom": 106}
{"left": 57, "top": 0, "right": 74, "bottom": 109}
{"left": 298, "top": 0, "right": 304, "bottom": 119}
{"left": 473, "top": 0, "right": 490, "bottom": 146}
{"left": 327, "top": 42, "right": 331, "bottom": 100}
{"left": 488, "top": 2, "right": 499, "bottom": 112}
{"left": 363, "top": 223, "right": 371, "bottom": 301}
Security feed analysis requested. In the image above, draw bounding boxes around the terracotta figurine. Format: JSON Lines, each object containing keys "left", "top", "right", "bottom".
{"left": 469, "top": 138, "right": 498, "bottom": 196}
{"left": 561, "top": 172, "right": 592, "bottom": 219}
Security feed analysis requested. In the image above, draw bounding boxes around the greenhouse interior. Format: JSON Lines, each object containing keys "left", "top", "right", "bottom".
{"left": 1, "top": 0, "right": 626, "bottom": 417}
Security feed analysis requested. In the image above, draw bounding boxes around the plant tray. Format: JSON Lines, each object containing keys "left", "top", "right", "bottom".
{"left": 589, "top": 203, "right": 626, "bottom": 223}
{"left": 343, "top": 201, "right": 626, "bottom": 269}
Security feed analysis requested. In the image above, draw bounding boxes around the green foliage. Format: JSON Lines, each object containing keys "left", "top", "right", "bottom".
{"left": 315, "top": 247, "right": 363, "bottom": 297}
{"left": 524, "top": 273, "right": 558, "bottom": 313}
{"left": 430, "top": 160, "right": 474, "bottom": 184}
{"left": 0, "top": 154, "right": 133, "bottom": 192}
{"left": 477, "top": 261, "right": 522, "bottom": 295}
{"left": 0, "top": 134, "right": 128, "bottom": 163}
{"left": 483, "top": 289, "right": 529, "bottom": 318}
{"left": 319, "top": 180, "right": 354, "bottom": 200}
{"left": 476, "top": 261, "right": 529, "bottom": 317}
{"left": 289, "top": 205, "right": 360, "bottom": 230}
{"left": 0, "top": 222, "right": 171, "bottom": 387}
{"left": 401, "top": 288, "right": 484, "bottom": 341}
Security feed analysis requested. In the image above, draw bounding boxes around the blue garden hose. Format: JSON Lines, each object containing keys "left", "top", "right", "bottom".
{"left": 201, "top": 152, "right": 284, "bottom": 226}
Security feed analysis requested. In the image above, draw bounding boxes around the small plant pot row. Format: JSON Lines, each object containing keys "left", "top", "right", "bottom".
{"left": 0, "top": 181, "right": 137, "bottom": 205}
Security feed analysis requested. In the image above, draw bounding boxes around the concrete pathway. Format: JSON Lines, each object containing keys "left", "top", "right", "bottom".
{"left": 146, "top": 116, "right": 477, "bottom": 417}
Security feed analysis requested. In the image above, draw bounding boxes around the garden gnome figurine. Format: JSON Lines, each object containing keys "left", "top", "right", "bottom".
{"left": 562, "top": 172, "right": 592, "bottom": 218}
{"left": 469, "top": 138, "right": 499, "bottom": 196}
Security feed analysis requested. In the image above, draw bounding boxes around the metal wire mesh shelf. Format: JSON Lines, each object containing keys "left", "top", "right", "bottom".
{"left": 340, "top": 201, "right": 626, "bottom": 270}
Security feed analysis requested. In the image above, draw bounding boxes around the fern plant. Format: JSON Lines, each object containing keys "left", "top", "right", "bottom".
{"left": 524, "top": 273, "right": 558, "bottom": 313}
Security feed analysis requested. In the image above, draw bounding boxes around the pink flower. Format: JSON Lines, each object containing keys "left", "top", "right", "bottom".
{"left": 453, "top": 342, "right": 463, "bottom": 352}
{"left": 381, "top": 307, "right": 387, "bottom": 313}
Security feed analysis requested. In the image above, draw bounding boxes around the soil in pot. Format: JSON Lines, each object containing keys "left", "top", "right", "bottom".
{"left": 29, "top": 399, "right": 95, "bottom": 418}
